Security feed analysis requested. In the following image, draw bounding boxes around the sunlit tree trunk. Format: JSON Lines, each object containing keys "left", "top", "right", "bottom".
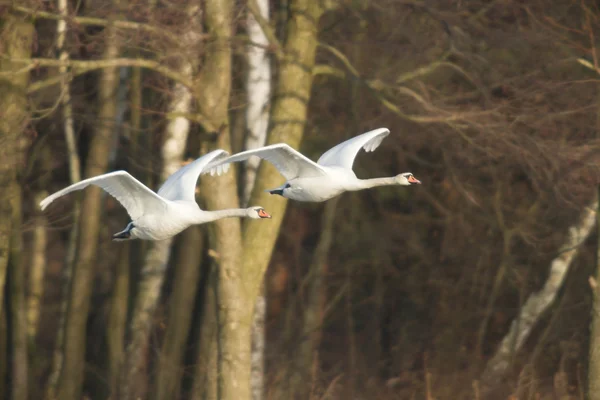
{"left": 118, "top": 3, "right": 201, "bottom": 398}
{"left": 245, "top": 2, "right": 271, "bottom": 399}
{"left": 242, "top": 0, "right": 326, "bottom": 347}
{"left": 194, "top": 0, "right": 252, "bottom": 397}
{"left": 56, "top": 9, "right": 122, "bottom": 399}
{"left": 0, "top": 11, "right": 34, "bottom": 400}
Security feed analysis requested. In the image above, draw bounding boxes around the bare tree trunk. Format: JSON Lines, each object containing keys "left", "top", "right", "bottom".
{"left": 194, "top": 0, "right": 260, "bottom": 398}
{"left": 0, "top": 8, "right": 34, "bottom": 325}
{"left": 118, "top": 3, "right": 201, "bottom": 397}
{"left": 0, "top": 306, "right": 6, "bottom": 400}
{"left": 154, "top": 226, "right": 204, "bottom": 400}
{"left": 244, "top": 0, "right": 271, "bottom": 204}
{"left": 107, "top": 243, "right": 130, "bottom": 395}
{"left": 245, "top": 2, "right": 272, "bottom": 399}
{"left": 191, "top": 262, "right": 219, "bottom": 400}
{"left": 0, "top": 12, "right": 34, "bottom": 400}
{"left": 589, "top": 196, "right": 600, "bottom": 400}
{"left": 242, "top": 0, "right": 326, "bottom": 307}
{"left": 481, "top": 200, "right": 597, "bottom": 393}
{"left": 45, "top": 0, "right": 82, "bottom": 391}
{"left": 56, "top": 10, "right": 122, "bottom": 400}
{"left": 7, "top": 182, "right": 28, "bottom": 400}
{"left": 27, "top": 191, "right": 48, "bottom": 343}
{"left": 291, "top": 198, "right": 339, "bottom": 399}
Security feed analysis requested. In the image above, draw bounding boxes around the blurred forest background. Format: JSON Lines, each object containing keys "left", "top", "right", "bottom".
{"left": 2, "top": 0, "right": 600, "bottom": 399}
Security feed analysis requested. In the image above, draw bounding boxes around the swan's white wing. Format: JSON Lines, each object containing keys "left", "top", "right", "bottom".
{"left": 205, "top": 144, "right": 326, "bottom": 181}
{"left": 157, "top": 149, "right": 230, "bottom": 202}
{"left": 40, "top": 171, "right": 167, "bottom": 220}
{"left": 316, "top": 128, "right": 391, "bottom": 170}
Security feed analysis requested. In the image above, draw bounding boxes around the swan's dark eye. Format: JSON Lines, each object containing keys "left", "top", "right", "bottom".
{"left": 284, "top": 183, "right": 291, "bottom": 189}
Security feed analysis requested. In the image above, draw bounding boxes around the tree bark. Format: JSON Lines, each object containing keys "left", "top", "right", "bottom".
{"left": 242, "top": 0, "right": 325, "bottom": 303}
{"left": 107, "top": 243, "right": 130, "bottom": 396}
{"left": 194, "top": 0, "right": 261, "bottom": 397}
{"left": 55, "top": 10, "right": 121, "bottom": 400}
{"left": 589, "top": 196, "right": 600, "bottom": 400}
{"left": 245, "top": 2, "right": 272, "bottom": 399}
{"left": 118, "top": 2, "right": 201, "bottom": 397}
{"left": 7, "top": 182, "right": 28, "bottom": 400}
{"left": 154, "top": 227, "right": 204, "bottom": 400}
{"left": 0, "top": 8, "right": 34, "bottom": 322}
{"left": 0, "top": 12, "right": 34, "bottom": 400}
{"left": 45, "top": 0, "right": 82, "bottom": 390}
{"left": 191, "top": 261, "right": 219, "bottom": 400}
{"left": 27, "top": 191, "right": 48, "bottom": 343}
{"left": 481, "top": 200, "right": 597, "bottom": 392}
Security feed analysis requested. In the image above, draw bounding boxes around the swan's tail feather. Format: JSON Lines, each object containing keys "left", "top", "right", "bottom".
{"left": 268, "top": 189, "right": 284, "bottom": 196}
{"left": 112, "top": 222, "right": 135, "bottom": 241}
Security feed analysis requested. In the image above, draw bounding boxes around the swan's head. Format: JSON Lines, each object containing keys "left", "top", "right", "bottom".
{"left": 248, "top": 207, "right": 272, "bottom": 219}
{"left": 396, "top": 172, "right": 421, "bottom": 186}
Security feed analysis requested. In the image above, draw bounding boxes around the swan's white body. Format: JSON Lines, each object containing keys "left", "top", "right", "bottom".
{"left": 40, "top": 150, "right": 271, "bottom": 241}
{"left": 206, "top": 128, "right": 421, "bottom": 202}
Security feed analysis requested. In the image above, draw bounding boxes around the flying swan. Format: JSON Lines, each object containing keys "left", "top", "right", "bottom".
{"left": 205, "top": 128, "right": 421, "bottom": 202}
{"left": 40, "top": 150, "right": 272, "bottom": 241}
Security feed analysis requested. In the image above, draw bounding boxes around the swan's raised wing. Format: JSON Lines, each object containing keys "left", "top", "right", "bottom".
{"left": 205, "top": 144, "right": 327, "bottom": 181}
{"left": 316, "top": 128, "right": 391, "bottom": 170}
{"left": 157, "top": 149, "right": 230, "bottom": 202}
{"left": 40, "top": 171, "right": 167, "bottom": 220}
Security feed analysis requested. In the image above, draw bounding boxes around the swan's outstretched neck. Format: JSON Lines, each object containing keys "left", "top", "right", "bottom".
{"left": 198, "top": 208, "right": 251, "bottom": 223}
{"left": 350, "top": 177, "right": 398, "bottom": 191}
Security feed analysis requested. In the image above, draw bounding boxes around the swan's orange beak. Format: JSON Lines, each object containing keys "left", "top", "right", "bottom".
{"left": 408, "top": 175, "right": 421, "bottom": 184}
{"left": 258, "top": 209, "right": 272, "bottom": 219}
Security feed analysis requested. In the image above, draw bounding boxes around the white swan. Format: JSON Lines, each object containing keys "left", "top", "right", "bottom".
{"left": 205, "top": 128, "right": 421, "bottom": 202}
{"left": 40, "top": 149, "right": 272, "bottom": 241}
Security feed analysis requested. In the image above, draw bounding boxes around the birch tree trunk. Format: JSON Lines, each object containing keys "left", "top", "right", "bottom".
{"left": 481, "top": 200, "right": 597, "bottom": 393}
{"left": 55, "top": 10, "right": 122, "bottom": 400}
{"left": 242, "top": 0, "right": 326, "bottom": 327}
{"left": 118, "top": 3, "right": 201, "bottom": 397}
{"left": 245, "top": 2, "right": 272, "bottom": 399}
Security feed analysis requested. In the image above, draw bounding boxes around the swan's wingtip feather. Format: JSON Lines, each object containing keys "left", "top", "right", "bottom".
{"left": 39, "top": 197, "right": 52, "bottom": 211}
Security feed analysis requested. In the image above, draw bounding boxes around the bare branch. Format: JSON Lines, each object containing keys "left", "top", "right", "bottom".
{"left": 13, "top": 5, "right": 183, "bottom": 44}
{"left": 5, "top": 57, "right": 194, "bottom": 88}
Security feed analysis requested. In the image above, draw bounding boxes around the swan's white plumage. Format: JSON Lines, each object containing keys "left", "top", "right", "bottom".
{"left": 316, "top": 127, "right": 390, "bottom": 169}
{"left": 203, "top": 127, "right": 418, "bottom": 203}
{"left": 39, "top": 170, "right": 165, "bottom": 220}
{"left": 207, "top": 144, "right": 326, "bottom": 180}
{"left": 157, "top": 150, "right": 230, "bottom": 201}
{"left": 40, "top": 149, "right": 270, "bottom": 241}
